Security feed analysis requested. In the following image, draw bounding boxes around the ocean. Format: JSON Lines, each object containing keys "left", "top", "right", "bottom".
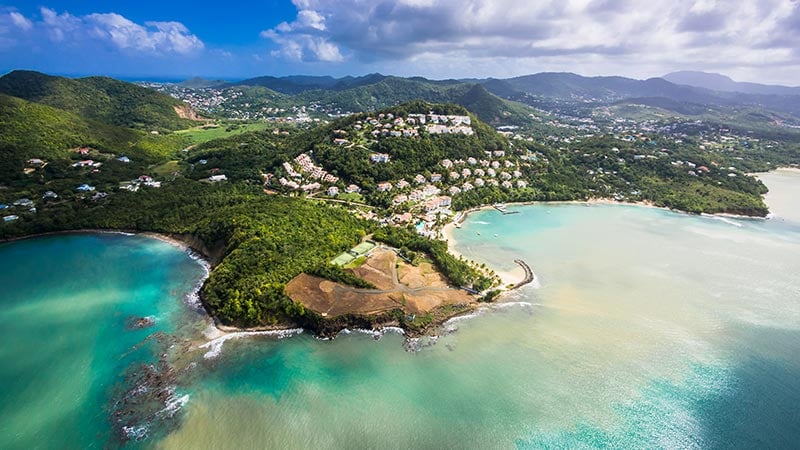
{"left": 1, "top": 170, "right": 798, "bottom": 449}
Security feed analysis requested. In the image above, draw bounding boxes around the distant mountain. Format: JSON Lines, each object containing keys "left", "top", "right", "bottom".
{"left": 471, "top": 72, "right": 800, "bottom": 119}
{"left": 663, "top": 71, "right": 800, "bottom": 96}
{"left": 178, "top": 77, "right": 228, "bottom": 89}
{"left": 292, "top": 76, "right": 533, "bottom": 125}
{"left": 0, "top": 70, "right": 198, "bottom": 131}
{"left": 229, "top": 73, "right": 390, "bottom": 94}
{"left": 0, "top": 93, "right": 183, "bottom": 178}
{"left": 487, "top": 72, "right": 717, "bottom": 103}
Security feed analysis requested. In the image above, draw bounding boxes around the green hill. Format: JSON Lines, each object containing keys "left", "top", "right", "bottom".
{"left": 295, "top": 77, "right": 533, "bottom": 125}
{"left": 0, "top": 93, "right": 186, "bottom": 179}
{"left": 0, "top": 70, "right": 198, "bottom": 131}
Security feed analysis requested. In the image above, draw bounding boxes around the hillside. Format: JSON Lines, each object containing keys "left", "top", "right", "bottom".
{"left": 0, "top": 93, "right": 186, "bottom": 179}
{"left": 664, "top": 71, "right": 800, "bottom": 96}
{"left": 294, "top": 77, "right": 533, "bottom": 125}
{"left": 0, "top": 70, "right": 198, "bottom": 131}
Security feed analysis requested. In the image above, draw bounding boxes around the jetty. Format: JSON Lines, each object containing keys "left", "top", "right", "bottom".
{"left": 512, "top": 259, "right": 534, "bottom": 289}
{"left": 493, "top": 204, "right": 519, "bottom": 215}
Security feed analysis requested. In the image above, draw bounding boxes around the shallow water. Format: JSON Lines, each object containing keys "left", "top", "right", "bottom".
{"left": 2, "top": 171, "right": 799, "bottom": 449}
{"left": 162, "top": 170, "right": 800, "bottom": 449}
{"left": 0, "top": 234, "right": 208, "bottom": 448}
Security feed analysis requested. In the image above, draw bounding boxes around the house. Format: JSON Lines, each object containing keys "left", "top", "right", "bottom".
{"left": 462, "top": 182, "right": 474, "bottom": 191}
{"left": 345, "top": 184, "right": 361, "bottom": 194}
{"left": 138, "top": 175, "right": 154, "bottom": 183}
{"left": 13, "top": 198, "right": 34, "bottom": 207}
{"left": 502, "top": 181, "right": 513, "bottom": 189}
{"left": 393, "top": 194, "right": 408, "bottom": 204}
{"left": 475, "top": 168, "right": 485, "bottom": 177}
{"left": 697, "top": 166, "right": 710, "bottom": 173}
{"left": 516, "top": 180, "right": 528, "bottom": 188}
{"left": 198, "top": 159, "right": 208, "bottom": 165}
{"left": 461, "top": 168, "right": 472, "bottom": 177}
{"left": 26, "top": 158, "right": 45, "bottom": 167}
{"left": 441, "top": 159, "right": 453, "bottom": 168}
{"left": 0, "top": 204, "right": 7, "bottom": 210}
{"left": 487, "top": 168, "right": 497, "bottom": 177}
{"left": 117, "top": 156, "right": 131, "bottom": 163}
{"left": 3, "top": 215, "right": 19, "bottom": 223}
{"left": 42, "top": 191, "right": 58, "bottom": 199}
{"left": 500, "top": 171, "right": 512, "bottom": 180}
{"left": 474, "top": 178, "right": 485, "bottom": 187}
{"left": 370, "top": 153, "right": 390, "bottom": 163}
{"left": 467, "top": 157, "right": 478, "bottom": 165}
{"left": 327, "top": 186, "right": 339, "bottom": 196}
{"left": 76, "top": 184, "right": 95, "bottom": 192}
{"left": 396, "top": 179, "right": 410, "bottom": 189}
{"left": 491, "top": 161, "right": 501, "bottom": 169}
{"left": 493, "top": 150, "right": 506, "bottom": 157}
{"left": 449, "top": 171, "right": 460, "bottom": 180}
{"left": 414, "top": 174, "right": 426, "bottom": 184}
{"left": 394, "top": 212, "right": 413, "bottom": 223}
{"left": 448, "top": 186, "right": 462, "bottom": 195}
{"left": 438, "top": 196, "right": 452, "bottom": 207}
{"left": 430, "top": 173, "right": 442, "bottom": 182}
{"left": 377, "top": 182, "right": 392, "bottom": 192}
{"left": 422, "top": 184, "right": 441, "bottom": 197}
{"left": 72, "top": 160, "right": 95, "bottom": 168}
{"left": 424, "top": 198, "right": 440, "bottom": 212}
{"left": 209, "top": 174, "right": 228, "bottom": 182}
{"left": 91, "top": 192, "right": 108, "bottom": 201}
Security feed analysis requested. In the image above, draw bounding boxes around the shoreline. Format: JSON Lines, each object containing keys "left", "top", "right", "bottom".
{"left": 441, "top": 196, "right": 773, "bottom": 300}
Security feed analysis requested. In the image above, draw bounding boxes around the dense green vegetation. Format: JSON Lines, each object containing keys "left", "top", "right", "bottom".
{"left": 0, "top": 94, "right": 187, "bottom": 180}
{"left": 0, "top": 180, "right": 371, "bottom": 327}
{"left": 373, "top": 226, "right": 493, "bottom": 290}
{"left": 1, "top": 68, "right": 797, "bottom": 331}
{"left": 0, "top": 70, "right": 197, "bottom": 131}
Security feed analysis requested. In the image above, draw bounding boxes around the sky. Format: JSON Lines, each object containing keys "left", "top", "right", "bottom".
{"left": 1, "top": 0, "right": 799, "bottom": 85}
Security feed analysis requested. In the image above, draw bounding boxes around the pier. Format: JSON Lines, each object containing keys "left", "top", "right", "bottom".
{"left": 493, "top": 204, "right": 519, "bottom": 215}
{"left": 512, "top": 259, "right": 534, "bottom": 289}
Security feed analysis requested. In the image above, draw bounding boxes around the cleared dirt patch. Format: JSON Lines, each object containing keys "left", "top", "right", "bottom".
{"left": 286, "top": 247, "right": 475, "bottom": 318}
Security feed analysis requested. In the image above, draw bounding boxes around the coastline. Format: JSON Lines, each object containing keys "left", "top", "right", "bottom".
{"left": 441, "top": 196, "right": 772, "bottom": 298}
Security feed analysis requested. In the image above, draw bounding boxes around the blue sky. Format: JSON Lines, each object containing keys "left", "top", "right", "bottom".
{"left": 1, "top": 1, "right": 799, "bottom": 84}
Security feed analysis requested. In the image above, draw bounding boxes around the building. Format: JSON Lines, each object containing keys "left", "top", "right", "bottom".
{"left": 76, "top": 184, "right": 95, "bottom": 192}
{"left": 327, "top": 186, "right": 339, "bottom": 196}
{"left": 438, "top": 196, "right": 452, "bottom": 207}
{"left": 370, "top": 153, "right": 390, "bottom": 163}
{"left": 42, "top": 191, "right": 58, "bottom": 199}
{"left": 414, "top": 174, "right": 426, "bottom": 184}
{"left": 345, "top": 184, "right": 361, "bottom": 194}
{"left": 430, "top": 173, "right": 442, "bottom": 182}
{"left": 117, "top": 156, "right": 131, "bottom": 163}
{"left": 448, "top": 186, "right": 462, "bottom": 195}
{"left": 14, "top": 198, "right": 34, "bottom": 207}
{"left": 209, "top": 175, "right": 228, "bottom": 182}
{"left": 3, "top": 215, "right": 19, "bottom": 222}
{"left": 377, "top": 182, "right": 392, "bottom": 192}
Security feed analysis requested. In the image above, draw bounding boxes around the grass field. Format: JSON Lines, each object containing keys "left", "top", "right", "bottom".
{"left": 174, "top": 122, "right": 272, "bottom": 144}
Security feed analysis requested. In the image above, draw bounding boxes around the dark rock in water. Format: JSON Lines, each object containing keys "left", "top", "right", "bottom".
{"left": 126, "top": 316, "right": 155, "bottom": 330}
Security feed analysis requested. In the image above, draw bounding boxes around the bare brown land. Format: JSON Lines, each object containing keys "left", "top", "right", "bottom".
{"left": 286, "top": 247, "right": 474, "bottom": 318}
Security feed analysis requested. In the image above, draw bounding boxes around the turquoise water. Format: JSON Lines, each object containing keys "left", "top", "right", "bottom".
{"left": 2, "top": 171, "right": 799, "bottom": 448}
{"left": 0, "top": 234, "right": 208, "bottom": 448}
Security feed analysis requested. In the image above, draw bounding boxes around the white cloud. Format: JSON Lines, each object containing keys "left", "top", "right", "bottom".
{"left": 262, "top": 0, "right": 800, "bottom": 83}
{"left": 261, "top": 6, "right": 343, "bottom": 62}
{"left": 8, "top": 12, "right": 32, "bottom": 31}
{"left": 5, "top": 7, "right": 204, "bottom": 56}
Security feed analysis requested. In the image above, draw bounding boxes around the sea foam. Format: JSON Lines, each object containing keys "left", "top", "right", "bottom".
{"left": 199, "top": 328, "right": 304, "bottom": 359}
